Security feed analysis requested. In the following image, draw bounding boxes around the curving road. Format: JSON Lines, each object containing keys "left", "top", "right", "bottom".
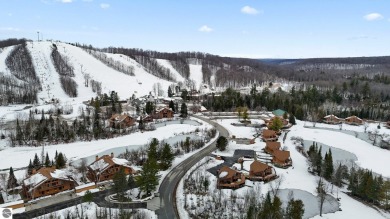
{"left": 155, "top": 115, "right": 229, "bottom": 219}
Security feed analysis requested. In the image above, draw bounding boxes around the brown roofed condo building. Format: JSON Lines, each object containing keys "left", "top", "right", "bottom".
{"left": 22, "top": 167, "right": 77, "bottom": 200}
{"left": 272, "top": 150, "right": 292, "bottom": 168}
{"left": 87, "top": 153, "right": 134, "bottom": 183}
{"left": 249, "top": 160, "right": 276, "bottom": 182}
{"left": 262, "top": 129, "right": 278, "bottom": 142}
{"left": 345, "top": 116, "right": 363, "bottom": 126}
{"left": 264, "top": 141, "right": 281, "bottom": 154}
{"left": 217, "top": 166, "right": 246, "bottom": 189}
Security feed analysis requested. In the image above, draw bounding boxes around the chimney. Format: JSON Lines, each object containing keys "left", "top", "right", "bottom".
{"left": 95, "top": 155, "right": 99, "bottom": 161}
{"left": 238, "top": 158, "right": 244, "bottom": 170}
{"left": 111, "top": 152, "right": 114, "bottom": 158}
{"left": 32, "top": 169, "right": 36, "bottom": 174}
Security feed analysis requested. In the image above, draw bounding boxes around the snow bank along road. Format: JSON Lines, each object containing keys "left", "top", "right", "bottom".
{"left": 156, "top": 115, "right": 229, "bottom": 219}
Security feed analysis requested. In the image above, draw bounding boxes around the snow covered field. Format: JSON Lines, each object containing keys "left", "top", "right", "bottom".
{"left": 177, "top": 118, "right": 390, "bottom": 218}
{"left": 32, "top": 202, "right": 157, "bottom": 219}
{"left": 0, "top": 118, "right": 211, "bottom": 181}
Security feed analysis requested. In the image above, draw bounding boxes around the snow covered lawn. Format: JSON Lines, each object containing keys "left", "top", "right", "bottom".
{"left": 176, "top": 118, "right": 390, "bottom": 219}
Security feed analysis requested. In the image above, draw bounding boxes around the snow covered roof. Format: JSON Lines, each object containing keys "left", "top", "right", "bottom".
{"left": 345, "top": 115, "right": 362, "bottom": 121}
{"left": 324, "top": 114, "right": 339, "bottom": 119}
{"left": 109, "top": 114, "right": 133, "bottom": 123}
{"left": 112, "top": 157, "right": 130, "bottom": 166}
{"left": 219, "top": 171, "right": 228, "bottom": 178}
{"left": 89, "top": 154, "right": 132, "bottom": 174}
{"left": 23, "top": 173, "right": 47, "bottom": 187}
{"left": 23, "top": 167, "right": 72, "bottom": 188}
{"left": 218, "top": 166, "right": 238, "bottom": 179}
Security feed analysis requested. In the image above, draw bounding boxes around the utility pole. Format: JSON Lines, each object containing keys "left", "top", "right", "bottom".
{"left": 37, "top": 31, "right": 40, "bottom": 41}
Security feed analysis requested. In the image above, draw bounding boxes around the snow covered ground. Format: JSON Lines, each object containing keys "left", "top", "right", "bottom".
{"left": 155, "top": 59, "right": 186, "bottom": 82}
{"left": 0, "top": 119, "right": 211, "bottom": 181}
{"left": 177, "top": 118, "right": 390, "bottom": 219}
{"left": 189, "top": 64, "right": 203, "bottom": 90}
{"left": 294, "top": 120, "right": 390, "bottom": 178}
{"left": 32, "top": 202, "right": 157, "bottom": 219}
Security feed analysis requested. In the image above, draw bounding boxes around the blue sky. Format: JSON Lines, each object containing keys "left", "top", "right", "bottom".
{"left": 1, "top": 0, "right": 389, "bottom": 58}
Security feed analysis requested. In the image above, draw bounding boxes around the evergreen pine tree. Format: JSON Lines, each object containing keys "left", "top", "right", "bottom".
{"left": 271, "top": 195, "right": 283, "bottom": 219}
{"left": 56, "top": 152, "right": 66, "bottom": 169}
{"left": 169, "top": 100, "right": 175, "bottom": 113}
{"left": 216, "top": 136, "right": 228, "bottom": 151}
{"left": 93, "top": 97, "right": 102, "bottom": 138}
{"left": 45, "top": 152, "right": 51, "bottom": 167}
{"left": 316, "top": 146, "right": 323, "bottom": 175}
{"left": 148, "top": 138, "right": 159, "bottom": 161}
{"left": 7, "top": 167, "right": 18, "bottom": 189}
{"left": 269, "top": 117, "right": 283, "bottom": 131}
{"left": 285, "top": 198, "right": 305, "bottom": 219}
{"left": 160, "top": 143, "right": 174, "bottom": 170}
{"left": 16, "top": 119, "right": 23, "bottom": 145}
{"left": 168, "top": 86, "right": 173, "bottom": 97}
{"left": 289, "top": 114, "right": 296, "bottom": 125}
{"left": 33, "top": 153, "right": 41, "bottom": 169}
{"left": 113, "top": 167, "right": 127, "bottom": 201}
{"left": 260, "top": 192, "right": 273, "bottom": 218}
{"left": 136, "top": 157, "right": 160, "bottom": 196}
{"left": 324, "top": 149, "right": 334, "bottom": 180}
{"left": 127, "top": 174, "right": 136, "bottom": 189}
{"left": 27, "top": 159, "right": 33, "bottom": 175}
{"left": 180, "top": 102, "right": 188, "bottom": 118}
{"left": 145, "top": 102, "right": 154, "bottom": 114}
{"left": 138, "top": 117, "right": 144, "bottom": 130}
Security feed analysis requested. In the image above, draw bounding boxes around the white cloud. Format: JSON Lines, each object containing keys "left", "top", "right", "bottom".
{"left": 0, "top": 27, "right": 21, "bottom": 32}
{"left": 363, "top": 13, "right": 384, "bottom": 21}
{"left": 198, "top": 25, "right": 213, "bottom": 32}
{"left": 347, "top": 35, "right": 376, "bottom": 40}
{"left": 241, "top": 6, "right": 260, "bottom": 15}
{"left": 59, "top": 0, "right": 73, "bottom": 3}
{"left": 100, "top": 3, "right": 110, "bottom": 9}
{"left": 7, "top": 13, "right": 12, "bottom": 16}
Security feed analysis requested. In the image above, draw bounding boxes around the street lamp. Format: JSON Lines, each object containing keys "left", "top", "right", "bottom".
{"left": 37, "top": 31, "right": 39, "bottom": 41}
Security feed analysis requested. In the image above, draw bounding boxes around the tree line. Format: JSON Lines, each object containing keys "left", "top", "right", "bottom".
{"left": 0, "top": 38, "right": 26, "bottom": 48}
{"left": 202, "top": 86, "right": 390, "bottom": 121}
{"left": 9, "top": 92, "right": 125, "bottom": 147}
{"left": 2, "top": 42, "right": 40, "bottom": 104}
{"left": 306, "top": 141, "right": 390, "bottom": 210}
{"left": 83, "top": 48, "right": 135, "bottom": 76}
{"left": 51, "top": 44, "right": 78, "bottom": 97}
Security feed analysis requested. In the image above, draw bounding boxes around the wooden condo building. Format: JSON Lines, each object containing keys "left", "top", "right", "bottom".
{"left": 345, "top": 116, "right": 363, "bottom": 126}
{"left": 249, "top": 160, "right": 276, "bottom": 182}
{"left": 108, "top": 114, "right": 136, "bottom": 129}
{"left": 153, "top": 107, "right": 174, "bottom": 120}
{"left": 217, "top": 166, "right": 246, "bottom": 189}
{"left": 87, "top": 153, "right": 134, "bottom": 183}
{"left": 261, "top": 129, "right": 278, "bottom": 142}
{"left": 264, "top": 142, "right": 281, "bottom": 154}
{"left": 323, "top": 115, "right": 342, "bottom": 125}
{"left": 22, "top": 167, "right": 77, "bottom": 200}
{"left": 272, "top": 150, "right": 292, "bottom": 168}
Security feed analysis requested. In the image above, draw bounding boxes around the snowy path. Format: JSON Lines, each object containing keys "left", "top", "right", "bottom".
{"left": 27, "top": 42, "right": 69, "bottom": 103}
{"left": 189, "top": 64, "right": 203, "bottom": 89}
